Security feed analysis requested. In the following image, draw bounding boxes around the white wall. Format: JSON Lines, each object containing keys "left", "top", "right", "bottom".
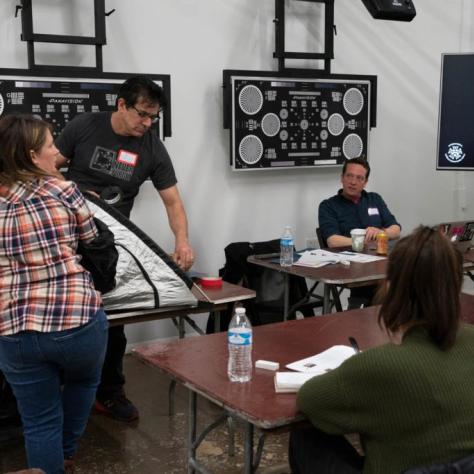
{"left": 1, "top": 0, "right": 473, "bottom": 343}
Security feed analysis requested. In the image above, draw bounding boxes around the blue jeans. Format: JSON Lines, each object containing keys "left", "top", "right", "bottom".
{"left": 0, "top": 309, "right": 108, "bottom": 474}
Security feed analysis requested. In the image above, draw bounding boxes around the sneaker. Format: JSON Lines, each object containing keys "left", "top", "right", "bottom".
{"left": 94, "top": 392, "right": 139, "bottom": 422}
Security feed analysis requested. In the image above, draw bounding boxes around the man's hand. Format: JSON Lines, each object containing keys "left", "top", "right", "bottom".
{"left": 173, "top": 241, "right": 194, "bottom": 271}
{"left": 365, "top": 227, "right": 382, "bottom": 242}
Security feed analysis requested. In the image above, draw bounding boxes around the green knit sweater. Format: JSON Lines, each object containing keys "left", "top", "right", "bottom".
{"left": 297, "top": 325, "right": 474, "bottom": 474}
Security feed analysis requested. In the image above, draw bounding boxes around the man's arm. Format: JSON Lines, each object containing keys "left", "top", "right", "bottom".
{"left": 364, "top": 224, "right": 400, "bottom": 242}
{"left": 383, "top": 224, "right": 401, "bottom": 240}
{"left": 158, "top": 185, "right": 194, "bottom": 271}
{"left": 327, "top": 234, "right": 352, "bottom": 248}
{"left": 375, "top": 194, "right": 400, "bottom": 240}
{"left": 328, "top": 223, "right": 400, "bottom": 245}
{"left": 318, "top": 199, "right": 352, "bottom": 248}
{"left": 362, "top": 193, "right": 401, "bottom": 242}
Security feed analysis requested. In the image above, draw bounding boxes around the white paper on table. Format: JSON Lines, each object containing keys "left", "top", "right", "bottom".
{"left": 274, "top": 372, "right": 319, "bottom": 393}
{"left": 286, "top": 345, "right": 357, "bottom": 373}
{"left": 294, "top": 249, "right": 350, "bottom": 268}
{"left": 338, "top": 251, "right": 387, "bottom": 263}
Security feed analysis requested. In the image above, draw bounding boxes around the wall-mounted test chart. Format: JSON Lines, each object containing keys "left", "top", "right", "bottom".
{"left": 224, "top": 72, "right": 375, "bottom": 171}
{"left": 0, "top": 70, "right": 171, "bottom": 139}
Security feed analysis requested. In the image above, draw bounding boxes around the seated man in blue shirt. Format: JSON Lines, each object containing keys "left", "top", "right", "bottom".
{"left": 318, "top": 157, "right": 400, "bottom": 308}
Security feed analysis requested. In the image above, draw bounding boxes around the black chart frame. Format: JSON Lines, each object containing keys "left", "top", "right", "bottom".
{"left": 223, "top": 69, "right": 377, "bottom": 130}
{"left": 0, "top": 68, "right": 172, "bottom": 138}
{"left": 223, "top": 69, "right": 377, "bottom": 170}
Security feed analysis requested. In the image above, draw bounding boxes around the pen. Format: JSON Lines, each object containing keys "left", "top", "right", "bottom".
{"left": 348, "top": 336, "right": 360, "bottom": 354}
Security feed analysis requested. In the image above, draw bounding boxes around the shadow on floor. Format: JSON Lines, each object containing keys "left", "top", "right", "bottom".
{"left": 0, "top": 355, "right": 290, "bottom": 474}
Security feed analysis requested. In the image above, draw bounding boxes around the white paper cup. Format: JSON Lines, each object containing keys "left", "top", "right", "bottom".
{"left": 350, "top": 228, "right": 366, "bottom": 252}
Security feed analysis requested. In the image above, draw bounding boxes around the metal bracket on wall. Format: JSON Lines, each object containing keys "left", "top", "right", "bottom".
{"left": 274, "top": 0, "right": 335, "bottom": 73}
{"left": 18, "top": 0, "right": 110, "bottom": 74}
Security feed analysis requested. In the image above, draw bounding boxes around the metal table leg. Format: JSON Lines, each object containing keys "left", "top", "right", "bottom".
{"left": 331, "top": 285, "right": 343, "bottom": 312}
{"left": 323, "top": 283, "right": 331, "bottom": 314}
{"left": 187, "top": 391, "right": 234, "bottom": 473}
{"left": 244, "top": 421, "right": 254, "bottom": 474}
{"left": 168, "top": 316, "right": 187, "bottom": 414}
{"left": 213, "top": 310, "right": 221, "bottom": 333}
{"left": 168, "top": 379, "right": 176, "bottom": 416}
{"left": 178, "top": 316, "right": 185, "bottom": 339}
{"left": 188, "top": 391, "right": 197, "bottom": 474}
{"left": 227, "top": 415, "right": 235, "bottom": 457}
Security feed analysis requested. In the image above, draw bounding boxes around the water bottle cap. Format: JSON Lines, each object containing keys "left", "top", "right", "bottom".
{"left": 235, "top": 307, "right": 246, "bottom": 314}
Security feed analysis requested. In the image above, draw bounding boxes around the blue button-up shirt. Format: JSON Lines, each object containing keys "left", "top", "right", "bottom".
{"left": 318, "top": 189, "right": 400, "bottom": 244}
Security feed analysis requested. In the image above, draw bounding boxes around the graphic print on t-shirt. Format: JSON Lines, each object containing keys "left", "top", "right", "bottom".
{"left": 90, "top": 146, "right": 138, "bottom": 182}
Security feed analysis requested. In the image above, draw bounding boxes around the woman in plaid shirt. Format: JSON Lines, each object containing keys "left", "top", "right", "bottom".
{"left": 0, "top": 114, "right": 108, "bottom": 474}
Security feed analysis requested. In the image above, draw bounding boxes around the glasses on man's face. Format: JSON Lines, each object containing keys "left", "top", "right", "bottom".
{"left": 130, "top": 105, "right": 161, "bottom": 124}
{"left": 344, "top": 172, "right": 366, "bottom": 183}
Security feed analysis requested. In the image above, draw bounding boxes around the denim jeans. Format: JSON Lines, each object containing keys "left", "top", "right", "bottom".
{"left": 0, "top": 309, "right": 108, "bottom": 474}
{"left": 96, "top": 324, "right": 127, "bottom": 401}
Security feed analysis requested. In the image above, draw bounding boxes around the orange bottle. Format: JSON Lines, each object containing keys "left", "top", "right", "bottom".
{"left": 377, "top": 231, "right": 388, "bottom": 255}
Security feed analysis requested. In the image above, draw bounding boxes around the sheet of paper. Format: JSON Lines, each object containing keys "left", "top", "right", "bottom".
{"left": 294, "top": 249, "right": 350, "bottom": 268}
{"left": 274, "top": 372, "right": 318, "bottom": 393}
{"left": 286, "top": 345, "right": 357, "bottom": 373}
{"left": 338, "top": 251, "right": 386, "bottom": 263}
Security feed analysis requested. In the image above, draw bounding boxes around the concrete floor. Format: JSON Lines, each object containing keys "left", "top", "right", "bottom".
{"left": 0, "top": 355, "right": 290, "bottom": 474}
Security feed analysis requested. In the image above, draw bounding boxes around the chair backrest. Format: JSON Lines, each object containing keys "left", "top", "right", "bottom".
{"left": 316, "top": 227, "right": 327, "bottom": 248}
{"left": 206, "top": 239, "right": 313, "bottom": 332}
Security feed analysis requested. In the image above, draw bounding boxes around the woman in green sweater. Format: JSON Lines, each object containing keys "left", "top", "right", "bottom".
{"left": 290, "top": 226, "right": 474, "bottom": 474}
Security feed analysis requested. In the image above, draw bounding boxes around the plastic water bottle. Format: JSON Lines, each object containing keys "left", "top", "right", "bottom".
{"left": 227, "top": 307, "right": 253, "bottom": 382}
{"left": 280, "top": 225, "right": 294, "bottom": 267}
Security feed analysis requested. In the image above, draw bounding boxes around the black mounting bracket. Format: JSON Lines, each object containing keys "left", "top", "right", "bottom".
{"left": 18, "top": 0, "right": 109, "bottom": 74}
{"left": 274, "top": 0, "right": 335, "bottom": 73}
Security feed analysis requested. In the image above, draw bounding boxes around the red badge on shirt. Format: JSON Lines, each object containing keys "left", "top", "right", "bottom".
{"left": 117, "top": 150, "right": 139, "bottom": 167}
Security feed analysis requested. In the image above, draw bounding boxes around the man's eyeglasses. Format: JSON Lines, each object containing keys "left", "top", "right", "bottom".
{"left": 130, "top": 105, "right": 161, "bottom": 124}
{"left": 344, "top": 173, "right": 366, "bottom": 183}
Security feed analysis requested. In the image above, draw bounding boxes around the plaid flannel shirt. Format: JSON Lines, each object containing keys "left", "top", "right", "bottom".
{"left": 0, "top": 177, "right": 102, "bottom": 335}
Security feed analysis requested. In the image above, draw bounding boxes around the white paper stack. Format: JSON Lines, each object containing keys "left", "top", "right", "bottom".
{"left": 274, "top": 372, "right": 318, "bottom": 393}
{"left": 286, "top": 345, "right": 357, "bottom": 373}
{"left": 294, "top": 249, "right": 348, "bottom": 268}
{"left": 338, "top": 251, "right": 386, "bottom": 263}
{"left": 274, "top": 345, "right": 358, "bottom": 393}
{"left": 294, "top": 249, "right": 386, "bottom": 268}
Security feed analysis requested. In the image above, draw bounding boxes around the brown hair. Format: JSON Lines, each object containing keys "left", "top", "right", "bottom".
{"left": 0, "top": 114, "right": 54, "bottom": 186}
{"left": 378, "top": 225, "right": 463, "bottom": 349}
{"left": 342, "top": 157, "right": 371, "bottom": 179}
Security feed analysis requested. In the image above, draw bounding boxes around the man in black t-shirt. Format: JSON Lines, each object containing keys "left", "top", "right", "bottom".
{"left": 56, "top": 76, "right": 194, "bottom": 422}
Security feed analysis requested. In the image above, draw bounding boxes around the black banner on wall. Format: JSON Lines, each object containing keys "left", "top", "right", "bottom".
{"left": 0, "top": 69, "right": 171, "bottom": 138}
{"left": 437, "top": 54, "right": 474, "bottom": 170}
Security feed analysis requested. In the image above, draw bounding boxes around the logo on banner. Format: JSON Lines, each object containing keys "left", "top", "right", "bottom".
{"left": 445, "top": 143, "right": 465, "bottom": 164}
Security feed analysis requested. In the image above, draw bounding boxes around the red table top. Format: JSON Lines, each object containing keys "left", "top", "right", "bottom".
{"left": 133, "top": 293, "right": 474, "bottom": 429}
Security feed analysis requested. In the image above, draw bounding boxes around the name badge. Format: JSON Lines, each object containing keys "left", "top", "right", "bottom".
{"left": 117, "top": 150, "right": 138, "bottom": 167}
{"left": 368, "top": 207, "right": 379, "bottom": 216}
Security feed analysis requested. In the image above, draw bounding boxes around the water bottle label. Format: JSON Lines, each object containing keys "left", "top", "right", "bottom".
{"left": 228, "top": 330, "right": 252, "bottom": 346}
{"left": 281, "top": 238, "right": 293, "bottom": 246}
